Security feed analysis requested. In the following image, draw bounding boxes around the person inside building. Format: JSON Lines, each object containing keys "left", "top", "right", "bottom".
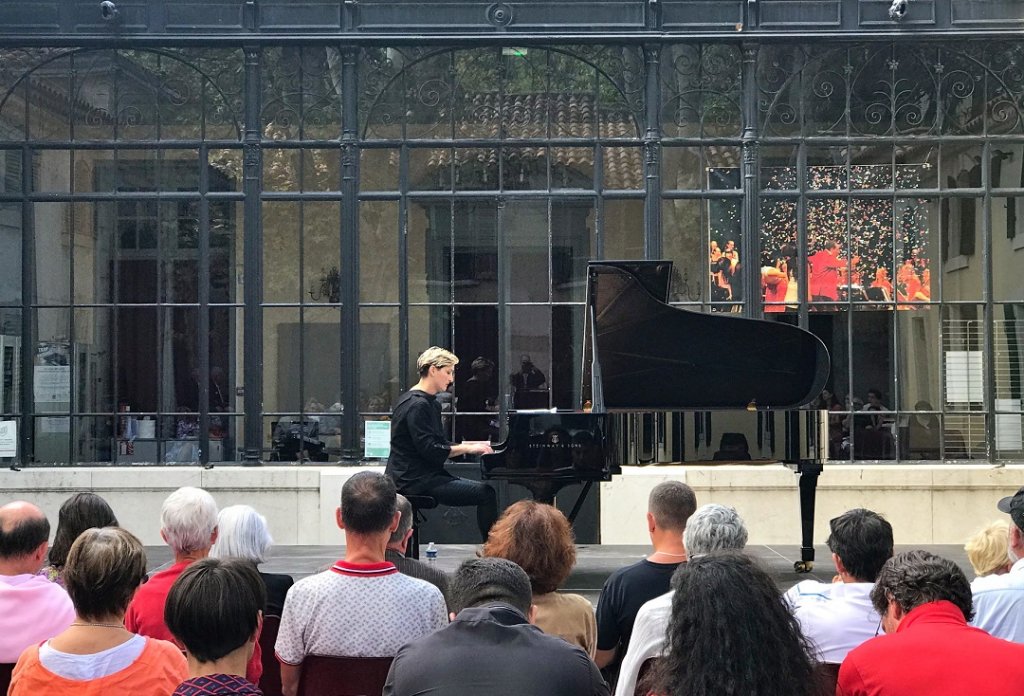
{"left": 274, "top": 471, "right": 447, "bottom": 696}
{"left": 385, "top": 346, "right": 497, "bottom": 541}
{"left": 8, "top": 527, "right": 187, "bottom": 695}
{"left": 785, "top": 508, "right": 894, "bottom": 664}
{"left": 0, "top": 501, "right": 75, "bottom": 665}
{"left": 211, "top": 504, "right": 293, "bottom": 618}
{"left": 482, "top": 500, "right": 596, "bottom": 656}
{"left": 649, "top": 553, "right": 819, "bottom": 696}
{"left": 165, "top": 557, "right": 266, "bottom": 696}
{"left": 838, "top": 550, "right": 1024, "bottom": 696}
{"left": 40, "top": 492, "right": 119, "bottom": 587}
{"left": 595, "top": 481, "right": 696, "bottom": 672}
{"left": 383, "top": 557, "right": 608, "bottom": 696}
{"left": 615, "top": 503, "right": 748, "bottom": 696}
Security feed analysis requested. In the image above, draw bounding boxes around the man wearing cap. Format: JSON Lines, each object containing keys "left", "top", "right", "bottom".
{"left": 971, "top": 486, "right": 1024, "bottom": 642}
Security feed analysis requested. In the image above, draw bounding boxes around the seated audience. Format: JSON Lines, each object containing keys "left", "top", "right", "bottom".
{"left": 124, "top": 487, "right": 263, "bottom": 685}
{"left": 482, "top": 500, "right": 596, "bottom": 656}
{"left": 384, "top": 557, "right": 609, "bottom": 696}
{"left": 9, "top": 527, "right": 187, "bottom": 695}
{"left": 649, "top": 553, "right": 820, "bottom": 696}
{"left": 386, "top": 494, "right": 450, "bottom": 606}
{"left": 971, "top": 487, "right": 1024, "bottom": 640}
{"left": 615, "top": 503, "right": 748, "bottom": 696}
{"left": 0, "top": 500, "right": 75, "bottom": 663}
{"left": 40, "top": 492, "right": 118, "bottom": 586}
{"left": 785, "top": 508, "right": 893, "bottom": 663}
{"left": 838, "top": 550, "right": 1024, "bottom": 695}
{"left": 211, "top": 505, "right": 293, "bottom": 617}
{"left": 165, "top": 558, "right": 266, "bottom": 696}
{"left": 595, "top": 481, "right": 696, "bottom": 670}
{"left": 275, "top": 471, "right": 447, "bottom": 696}
{"left": 964, "top": 520, "right": 1011, "bottom": 578}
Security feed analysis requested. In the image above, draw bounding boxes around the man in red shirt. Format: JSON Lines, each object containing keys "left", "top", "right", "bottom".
{"left": 807, "top": 240, "right": 842, "bottom": 302}
{"left": 124, "top": 487, "right": 263, "bottom": 685}
{"left": 838, "top": 550, "right": 1024, "bottom": 696}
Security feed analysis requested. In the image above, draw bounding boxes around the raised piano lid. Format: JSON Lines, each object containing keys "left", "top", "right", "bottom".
{"left": 585, "top": 261, "right": 830, "bottom": 411}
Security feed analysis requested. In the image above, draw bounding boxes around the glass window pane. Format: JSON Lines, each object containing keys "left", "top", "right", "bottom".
{"left": 361, "top": 307, "right": 400, "bottom": 413}
{"left": 552, "top": 304, "right": 584, "bottom": 410}
{"left": 0, "top": 202, "right": 22, "bottom": 305}
{"left": 361, "top": 148, "right": 399, "bottom": 192}
{"left": 303, "top": 202, "right": 342, "bottom": 306}
{"left": 408, "top": 201, "right": 448, "bottom": 304}
{"left": 35, "top": 203, "right": 71, "bottom": 305}
{"left": 263, "top": 307, "right": 301, "bottom": 414}
{"left": 709, "top": 198, "right": 742, "bottom": 309}
{"left": 897, "top": 306, "right": 941, "bottom": 411}
{"left": 263, "top": 202, "right": 301, "bottom": 303}
{"left": 552, "top": 147, "right": 594, "bottom": 190}
{"left": 509, "top": 305, "right": 551, "bottom": 410}
{"left": 760, "top": 198, "right": 797, "bottom": 309}
{"left": 409, "top": 148, "right": 452, "bottom": 192}
{"left": 210, "top": 202, "right": 242, "bottom": 304}
{"left": 452, "top": 202, "right": 497, "bottom": 304}
{"left": 553, "top": 199, "right": 594, "bottom": 304}
{"left": 453, "top": 307, "right": 498, "bottom": 442}
{"left": 360, "top": 201, "right": 399, "bottom": 304}
{"left": 604, "top": 147, "right": 642, "bottom": 190}
{"left": 302, "top": 306, "right": 343, "bottom": 416}
{"left": 603, "top": 199, "right": 644, "bottom": 261}
{"left": 939, "top": 195, "right": 983, "bottom": 301}
{"left": 663, "top": 147, "right": 702, "bottom": 191}
{"left": 994, "top": 197, "right": 1024, "bottom": 302}
{"left": 505, "top": 200, "right": 549, "bottom": 303}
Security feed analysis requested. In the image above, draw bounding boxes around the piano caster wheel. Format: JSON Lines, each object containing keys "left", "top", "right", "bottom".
{"left": 794, "top": 561, "right": 813, "bottom": 573}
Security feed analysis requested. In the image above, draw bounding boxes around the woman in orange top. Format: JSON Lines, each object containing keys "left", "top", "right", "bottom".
{"left": 9, "top": 527, "right": 187, "bottom": 696}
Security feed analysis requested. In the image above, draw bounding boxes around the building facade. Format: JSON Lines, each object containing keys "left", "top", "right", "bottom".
{"left": 0, "top": 0, "right": 1022, "bottom": 466}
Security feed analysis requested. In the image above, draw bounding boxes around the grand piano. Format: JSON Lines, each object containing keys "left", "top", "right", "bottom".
{"left": 481, "top": 260, "right": 830, "bottom": 572}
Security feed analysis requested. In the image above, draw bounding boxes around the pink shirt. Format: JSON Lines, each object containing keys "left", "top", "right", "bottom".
{"left": 0, "top": 573, "right": 76, "bottom": 662}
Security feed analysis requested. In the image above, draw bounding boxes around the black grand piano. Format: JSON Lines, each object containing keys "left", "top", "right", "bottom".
{"left": 481, "top": 260, "right": 830, "bottom": 572}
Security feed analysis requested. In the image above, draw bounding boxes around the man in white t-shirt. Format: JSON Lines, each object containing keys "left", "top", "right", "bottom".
{"left": 784, "top": 508, "right": 893, "bottom": 664}
{"left": 275, "top": 472, "right": 447, "bottom": 696}
{"left": 614, "top": 503, "right": 747, "bottom": 696}
{"left": 971, "top": 486, "right": 1024, "bottom": 641}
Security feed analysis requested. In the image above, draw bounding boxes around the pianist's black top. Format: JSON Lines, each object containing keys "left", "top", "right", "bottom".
{"left": 385, "top": 389, "right": 455, "bottom": 494}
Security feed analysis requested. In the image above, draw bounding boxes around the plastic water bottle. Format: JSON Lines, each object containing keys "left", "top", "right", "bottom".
{"left": 425, "top": 542, "right": 438, "bottom": 562}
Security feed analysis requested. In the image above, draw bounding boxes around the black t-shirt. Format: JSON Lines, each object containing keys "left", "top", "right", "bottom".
{"left": 595, "top": 559, "right": 682, "bottom": 655}
{"left": 385, "top": 389, "right": 454, "bottom": 493}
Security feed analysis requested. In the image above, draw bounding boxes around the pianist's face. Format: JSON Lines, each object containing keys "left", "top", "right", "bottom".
{"left": 428, "top": 364, "right": 455, "bottom": 394}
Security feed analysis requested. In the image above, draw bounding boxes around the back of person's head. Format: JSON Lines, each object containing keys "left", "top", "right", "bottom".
{"left": 482, "top": 500, "right": 575, "bottom": 595}
{"left": 340, "top": 471, "right": 397, "bottom": 534}
{"left": 964, "top": 520, "right": 1012, "bottom": 577}
{"left": 870, "top": 550, "right": 974, "bottom": 621}
{"left": 388, "top": 494, "right": 414, "bottom": 547}
{"left": 654, "top": 553, "right": 817, "bottom": 696}
{"left": 683, "top": 504, "right": 748, "bottom": 557}
{"left": 165, "top": 557, "right": 266, "bottom": 664}
{"left": 648, "top": 481, "right": 697, "bottom": 533}
{"left": 49, "top": 492, "right": 119, "bottom": 568}
{"left": 64, "top": 527, "right": 147, "bottom": 621}
{"left": 449, "top": 557, "right": 532, "bottom": 616}
{"left": 160, "top": 487, "right": 218, "bottom": 555}
{"left": 416, "top": 346, "right": 458, "bottom": 376}
{"left": 826, "top": 508, "right": 894, "bottom": 582}
{"left": 0, "top": 500, "right": 50, "bottom": 560}
{"left": 211, "top": 505, "right": 273, "bottom": 564}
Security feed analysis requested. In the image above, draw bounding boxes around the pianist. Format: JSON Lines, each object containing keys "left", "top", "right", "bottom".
{"left": 385, "top": 347, "right": 498, "bottom": 541}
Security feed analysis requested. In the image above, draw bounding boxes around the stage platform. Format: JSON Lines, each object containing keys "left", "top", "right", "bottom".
{"left": 146, "top": 543, "right": 974, "bottom": 605}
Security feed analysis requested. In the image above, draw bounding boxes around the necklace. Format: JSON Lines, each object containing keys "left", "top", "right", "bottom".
{"left": 651, "top": 551, "right": 687, "bottom": 558}
{"left": 70, "top": 622, "right": 125, "bottom": 629}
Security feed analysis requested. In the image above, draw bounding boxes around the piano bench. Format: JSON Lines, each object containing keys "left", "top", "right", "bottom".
{"left": 404, "top": 494, "right": 438, "bottom": 560}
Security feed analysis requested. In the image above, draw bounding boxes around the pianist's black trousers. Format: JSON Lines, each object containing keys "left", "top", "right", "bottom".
{"left": 423, "top": 477, "right": 498, "bottom": 542}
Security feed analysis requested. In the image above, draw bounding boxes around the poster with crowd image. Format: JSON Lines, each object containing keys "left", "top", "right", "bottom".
{"left": 750, "top": 163, "right": 933, "bottom": 310}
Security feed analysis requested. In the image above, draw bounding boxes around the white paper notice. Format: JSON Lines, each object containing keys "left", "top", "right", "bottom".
{"left": 34, "top": 366, "right": 71, "bottom": 403}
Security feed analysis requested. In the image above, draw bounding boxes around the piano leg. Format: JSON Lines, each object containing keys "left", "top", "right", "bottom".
{"left": 794, "top": 458, "right": 823, "bottom": 573}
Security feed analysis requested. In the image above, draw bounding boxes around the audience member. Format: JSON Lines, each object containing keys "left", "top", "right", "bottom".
{"left": 166, "top": 558, "right": 266, "bottom": 696}
{"left": 0, "top": 500, "right": 75, "bottom": 663}
{"left": 595, "top": 481, "right": 696, "bottom": 670}
{"left": 9, "top": 527, "right": 187, "bottom": 695}
{"left": 482, "top": 500, "right": 596, "bottom": 656}
{"left": 212, "top": 505, "right": 293, "bottom": 617}
{"left": 386, "top": 494, "right": 450, "bottom": 606}
{"left": 971, "top": 488, "right": 1024, "bottom": 640}
{"left": 124, "top": 487, "right": 262, "bottom": 685}
{"left": 40, "top": 492, "right": 118, "bottom": 586}
{"left": 838, "top": 550, "right": 1024, "bottom": 695}
{"left": 615, "top": 503, "right": 748, "bottom": 696}
{"left": 785, "top": 508, "right": 893, "bottom": 663}
{"left": 650, "top": 552, "right": 820, "bottom": 696}
{"left": 275, "top": 471, "right": 447, "bottom": 696}
{"left": 383, "top": 557, "right": 609, "bottom": 696}
{"left": 965, "top": 519, "right": 1012, "bottom": 578}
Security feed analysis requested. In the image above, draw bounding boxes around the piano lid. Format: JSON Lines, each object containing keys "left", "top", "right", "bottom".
{"left": 585, "top": 261, "right": 830, "bottom": 411}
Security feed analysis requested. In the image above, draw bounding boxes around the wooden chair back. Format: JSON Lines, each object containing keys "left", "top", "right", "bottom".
{"left": 297, "top": 655, "right": 394, "bottom": 696}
